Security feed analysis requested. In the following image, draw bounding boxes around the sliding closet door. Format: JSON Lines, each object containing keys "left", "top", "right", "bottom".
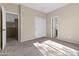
{"left": 35, "top": 16, "right": 46, "bottom": 38}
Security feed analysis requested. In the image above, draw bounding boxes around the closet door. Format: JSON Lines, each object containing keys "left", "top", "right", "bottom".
{"left": 35, "top": 16, "right": 46, "bottom": 38}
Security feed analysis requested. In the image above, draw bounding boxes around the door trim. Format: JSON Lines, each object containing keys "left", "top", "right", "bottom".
{"left": 1, "top": 5, "right": 20, "bottom": 49}
{"left": 1, "top": 6, "right": 2, "bottom": 49}
{"left": 1, "top": 5, "right": 6, "bottom": 50}
{"left": 51, "top": 16, "right": 59, "bottom": 39}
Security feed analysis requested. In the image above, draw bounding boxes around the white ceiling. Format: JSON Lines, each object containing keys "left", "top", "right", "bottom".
{"left": 21, "top": 3, "right": 69, "bottom": 13}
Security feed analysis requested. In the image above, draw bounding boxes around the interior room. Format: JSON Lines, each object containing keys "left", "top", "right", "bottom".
{"left": 6, "top": 13, "right": 18, "bottom": 45}
{"left": 0, "top": 3, "right": 79, "bottom": 56}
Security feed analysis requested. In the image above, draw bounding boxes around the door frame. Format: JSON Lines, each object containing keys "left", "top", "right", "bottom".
{"left": 0, "top": 6, "right": 2, "bottom": 49}
{"left": 51, "top": 16, "right": 59, "bottom": 39}
{"left": 1, "top": 6, "right": 20, "bottom": 49}
{"left": 1, "top": 5, "right": 6, "bottom": 49}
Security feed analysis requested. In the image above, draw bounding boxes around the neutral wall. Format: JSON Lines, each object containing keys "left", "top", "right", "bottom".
{"left": 2, "top": 3, "right": 19, "bottom": 14}
{"left": 20, "top": 5, "right": 46, "bottom": 42}
{"left": 47, "top": 4, "right": 79, "bottom": 44}
{"left": 1, "top": 3, "right": 46, "bottom": 42}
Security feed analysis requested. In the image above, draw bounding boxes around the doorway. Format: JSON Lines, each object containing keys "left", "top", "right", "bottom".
{"left": 51, "top": 16, "right": 58, "bottom": 39}
{"left": 1, "top": 6, "right": 20, "bottom": 49}
{"left": 6, "top": 12, "right": 18, "bottom": 46}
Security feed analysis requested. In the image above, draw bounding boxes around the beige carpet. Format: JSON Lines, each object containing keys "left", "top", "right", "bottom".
{"left": 33, "top": 40, "right": 78, "bottom": 56}
{"left": 0, "top": 37, "right": 79, "bottom": 56}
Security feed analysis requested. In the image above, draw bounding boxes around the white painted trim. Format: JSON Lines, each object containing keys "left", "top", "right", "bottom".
{"left": 1, "top": 5, "right": 6, "bottom": 50}
{"left": 6, "top": 11, "right": 19, "bottom": 15}
{"left": 56, "top": 16, "right": 59, "bottom": 39}
{"left": 0, "top": 5, "right": 2, "bottom": 50}
{"left": 51, "top": 17, "right": 53, "bottom": 38}
{"left": 51, "top": 16, "right": 59, "bottom": 39}
{"left": 54, "top": 16, "right": 59, "bottom": 39}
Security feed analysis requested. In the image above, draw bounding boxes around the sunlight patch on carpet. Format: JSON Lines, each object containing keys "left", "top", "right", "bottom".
{"left": 33, "top": 40, "right": 78, "bottom": 56}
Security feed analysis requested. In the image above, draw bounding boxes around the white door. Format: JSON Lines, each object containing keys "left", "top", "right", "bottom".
{"left": 35, "top": 17, "right": 46, "bottom": 38}
{"left": 51, "top": 16, "right": 58, "bottom": 38}
{"left": 2, "top": 6, "right": 6, "bottom": 49}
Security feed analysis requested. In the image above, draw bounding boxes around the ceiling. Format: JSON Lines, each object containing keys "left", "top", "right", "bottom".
{"left": 21, "top": 3, "right": 69, "bottom": 13}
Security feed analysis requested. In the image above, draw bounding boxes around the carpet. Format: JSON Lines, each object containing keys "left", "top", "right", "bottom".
{"left": 33, "top": 40, "right": 78, "bottom": 56}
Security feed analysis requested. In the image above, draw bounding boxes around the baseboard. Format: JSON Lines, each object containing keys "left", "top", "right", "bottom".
{"left": 58, "top": 39, "right": 79, "bottom": 45}
{"left": 20, "top": 37, "right": 47, "bottom": 42}
{"left": 48, "top": 37, "right": 79, "bottom": 45}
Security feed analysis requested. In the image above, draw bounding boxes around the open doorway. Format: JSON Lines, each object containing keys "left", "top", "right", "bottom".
{"left": 1, "top": 6, "right": 20, "bottom": 49}
{"left": 51, "top": 16, "right": 58, "bottom": 39}
{"left": 6, "top": 12, "right": 18, "bottom": 45}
